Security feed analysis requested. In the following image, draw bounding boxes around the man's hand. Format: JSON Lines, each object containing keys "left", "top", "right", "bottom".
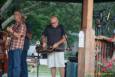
{"left": 7, "top": 27, "right": 13, "bottom": 33}
{"left": 52, "top": 43, "right": 59, "bottom": 49}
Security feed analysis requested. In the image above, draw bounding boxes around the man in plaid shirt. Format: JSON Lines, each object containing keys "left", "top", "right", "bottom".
{"left": 7, "top": 10, "right": 26, "bottom": 77}
{"left": 10, "top": 24, "right": 26, "bottom": 50}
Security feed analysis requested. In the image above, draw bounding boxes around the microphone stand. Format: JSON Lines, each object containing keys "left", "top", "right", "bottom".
{"left": 37, "top": 54, "right": 40, "bottom": 77}
{"left": 35, "top": 45, "right": 41, "bottom": 77}
{"left": 64, "top": 32, "right": 71, "bottom": 51}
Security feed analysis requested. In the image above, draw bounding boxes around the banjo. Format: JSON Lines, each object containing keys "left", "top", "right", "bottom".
{"left": 36, "top": 31, "right": 71, "bottom": 54}
{"left": 36, "top": 45, "right": 71, "bottom": 54}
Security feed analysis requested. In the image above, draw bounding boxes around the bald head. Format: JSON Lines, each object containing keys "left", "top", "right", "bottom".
{"left": 50, "top": 16, "right": 59, "bottom": 28}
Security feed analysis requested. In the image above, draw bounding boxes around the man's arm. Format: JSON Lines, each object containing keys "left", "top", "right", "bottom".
{"left": 41, "top": 35, "right": 47, "bottom": 48}
{"left": 26, "top": 22, "right": 32, "bottom": 40}
{"left": 7, "top": 25, "right": 26, "bottom": 38}
{"left": 52, "top": 35, "right": 66, "bottom": 49}
{"left": 52, "top": 25, "right": 66, "bottom": 49}
{"left": 95, "top": 35, "right": 114, "bottom": 42}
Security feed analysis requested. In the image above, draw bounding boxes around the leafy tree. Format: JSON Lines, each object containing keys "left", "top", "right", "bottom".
{"left": 1, "top": 0, "right": 115, "bottom": 44}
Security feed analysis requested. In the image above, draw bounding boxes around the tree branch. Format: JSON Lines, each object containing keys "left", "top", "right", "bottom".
{"left": 1, "top": 15, "right": 14, "bottom": 29}
{"left": 1, "top": 11, "right": 34, "bottom": 29}
{"left": 0, "top": 0, "right": 13, "bottom": 16}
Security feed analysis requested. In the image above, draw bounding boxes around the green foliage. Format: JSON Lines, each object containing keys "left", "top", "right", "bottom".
{"left": 94, "top": 3, "right": 115, "bottom": 37}
{"left": 20, "top": 1, "right": 82, "bottom": 44}
{"left": 0, "top": 0, "right": 7, "bottom": 8}
{"left": 1, "top": 1, "right": 115, "bottom": 44}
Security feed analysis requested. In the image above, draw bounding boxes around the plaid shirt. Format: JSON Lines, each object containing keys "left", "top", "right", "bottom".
{"left": 10, "top": 23, "right": 26, "bottom": 50}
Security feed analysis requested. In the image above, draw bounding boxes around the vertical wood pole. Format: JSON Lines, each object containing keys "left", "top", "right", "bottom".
{"left": 78, "top": 0, "right": 95, "bottom": 77}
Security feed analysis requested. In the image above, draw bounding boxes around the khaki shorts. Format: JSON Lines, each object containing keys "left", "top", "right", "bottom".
{"left": 47, "top": 52, "right": 65, "bottom": 68}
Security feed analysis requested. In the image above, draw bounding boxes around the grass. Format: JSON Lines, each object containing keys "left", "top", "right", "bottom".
{"left": 28, "top": 65, "right": 60, "bottom": 76}
{"left": 2, "top": 65, "right": 60, "bottom": 77}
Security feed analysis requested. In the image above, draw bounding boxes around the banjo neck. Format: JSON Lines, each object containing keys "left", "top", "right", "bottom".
{"left": 36, "top": 45, "right": 71, "bottom": 54}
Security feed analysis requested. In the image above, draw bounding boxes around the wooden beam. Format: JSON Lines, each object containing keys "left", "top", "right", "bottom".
{"left": 82, "top": 0, "right": 93, "bottom": 29}
{"left": 78, "top": 0, "right": 95, "bottom": 77}
{"left": 78, "top": 47, "right": 85, "bottom": 77}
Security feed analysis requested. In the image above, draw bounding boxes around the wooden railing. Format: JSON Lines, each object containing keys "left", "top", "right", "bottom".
{"left": 95, "top": 36, "right": 114, "bottom": 77}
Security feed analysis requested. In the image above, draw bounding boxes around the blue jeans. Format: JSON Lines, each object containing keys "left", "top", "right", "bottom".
{"left": 20, "top": 50, "right": 28, "bottom": 77}
{"left": 8, "top": 49, "right": 22, "bottom": 77}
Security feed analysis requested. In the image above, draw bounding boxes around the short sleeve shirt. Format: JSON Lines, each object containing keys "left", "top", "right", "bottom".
{"left": 42, "top": 24, "right": 65, "bottom": 48}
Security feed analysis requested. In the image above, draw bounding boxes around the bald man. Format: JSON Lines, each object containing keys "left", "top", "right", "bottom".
{"left": 42, "top": 16, "right": 66, "bottom": 77}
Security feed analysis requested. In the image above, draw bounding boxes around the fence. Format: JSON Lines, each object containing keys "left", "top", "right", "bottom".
{"left": 95, "top": 37, "right": 114, "bottom": 77}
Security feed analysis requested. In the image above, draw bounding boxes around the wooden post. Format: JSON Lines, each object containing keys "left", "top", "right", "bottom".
{"left": 78, "top": 0, "right": 95, "bottom": 77}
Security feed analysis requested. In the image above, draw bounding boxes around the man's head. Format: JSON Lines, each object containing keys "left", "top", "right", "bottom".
{"left": 14, "top": 10, "right": 25, "bottom": 23}
{"left": 50, "top": 16, "right": 59, "bottom": 28}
